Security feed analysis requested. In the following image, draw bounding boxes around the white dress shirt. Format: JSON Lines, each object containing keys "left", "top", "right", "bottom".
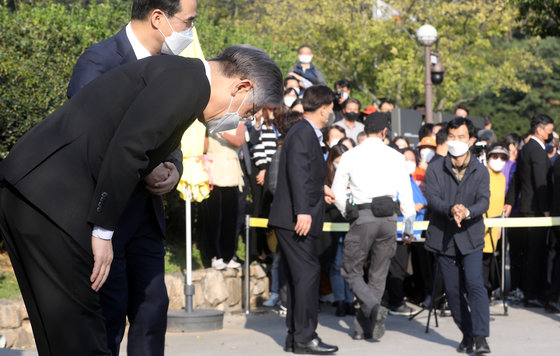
{"left": 332, "top": 137, "right": 416, "bottom": 235}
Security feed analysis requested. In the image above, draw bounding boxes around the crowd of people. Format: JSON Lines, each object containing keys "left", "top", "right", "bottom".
{"left": 1, "top": 0, "right": 559, "bottom": 355}
{"left": 200, "top": 42, "right": 560, "bottom": 355}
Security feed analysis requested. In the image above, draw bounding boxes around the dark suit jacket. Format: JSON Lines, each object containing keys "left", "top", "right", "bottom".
{"left": 268, "top": 119, "right": 326, "bottom": 237}
{"left": 424, "top": 154, "right": 490, "bottom": 256}
{"left": 0, "top": 56, "right": 210, "bottom": 253}
{"left": 66, "top": 26, "right": 183, "bottom": 234}
{"left": 505, "top": 138, "right": 552, "bottom": 215}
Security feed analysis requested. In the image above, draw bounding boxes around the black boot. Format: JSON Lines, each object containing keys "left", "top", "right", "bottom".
{"left": 335, "top": 301, "right": 346, "bottom": 317}
{"left": 474, "top": 336, "right": 491, "bottom": 354}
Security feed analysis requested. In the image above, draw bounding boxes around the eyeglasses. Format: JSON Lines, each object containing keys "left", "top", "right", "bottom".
{"left": 173, "top": 15, "right": 197, "bottom": 29}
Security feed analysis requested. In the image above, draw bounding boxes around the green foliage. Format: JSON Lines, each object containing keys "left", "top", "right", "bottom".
{"left": 512, "top": 0, "right": 560, "bottom": 37}
{"left": 468, "top": 36, "right": 560, "bottom": 140}
{"left": 0, "top": 253, "right": 21, "bottom": 300}
{"left": 0, "top": 0, "right": 130, "bottom": 157}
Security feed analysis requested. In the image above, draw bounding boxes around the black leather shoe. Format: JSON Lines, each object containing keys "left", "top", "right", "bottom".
{"left": 284, "top": 336, "right": 294, "bottom": 353}
{"left": 294, "top": 337, "right": 338, "bottom": 354}
{"left": 335, "top": 301, "right": 346, "bottom": 317}
{"left": 352, "top": 331, "right": 372, "bottom": 340}
{"left": 474, "top": 336, "right": 491, "bottom": 354}
{"left": 456, "top": 334, "right": 473, "bottom": 353}
{"left": 369, "top": 305, "right": 388, "bottom": 340}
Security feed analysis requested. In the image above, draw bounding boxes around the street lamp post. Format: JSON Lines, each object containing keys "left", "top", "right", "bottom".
{"left": 416, "top": 24, "right": 438, "bottom": 124}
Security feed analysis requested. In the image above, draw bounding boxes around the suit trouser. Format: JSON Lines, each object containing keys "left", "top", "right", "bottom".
{"left": 386, "top": 244, "right": 410, "bottom": 308}
{"left": 0, "top": 185, "right": 110, "bottom": 356}
{"left": 275, "top": 227, "right": 320, "bottom": 343}
{"left": 520, "top": 217, "right": 548, "bottom": 300}
{"left": 438, "top": 251, "right": 490, "bottom": 337}
{"left": 341, "top": 211, "right": 397, "bottom": 334}
{"left": 100, "top": 196, "right": 168, "bottom": 356}
{"left": 201, "top": 186, "right": 239, "bottom": 262}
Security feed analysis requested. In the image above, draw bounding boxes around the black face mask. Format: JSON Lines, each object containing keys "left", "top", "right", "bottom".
{"left": 546, "top": 132, "right": 554, "bottom": 144}
{"left": 345, "top": 112, "right": 360, "bottom": 122}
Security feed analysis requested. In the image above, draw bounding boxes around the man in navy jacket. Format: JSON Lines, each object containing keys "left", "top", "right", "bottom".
{"left": 425, "top": 117, "right": 491, "bottom": 354}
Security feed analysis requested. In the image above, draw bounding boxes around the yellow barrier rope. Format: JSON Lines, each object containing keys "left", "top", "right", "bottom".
{"left": 248, "top": 217, "right": 560, "bottom": 232}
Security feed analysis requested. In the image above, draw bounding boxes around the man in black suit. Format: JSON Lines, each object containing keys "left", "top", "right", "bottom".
{"left": 0, "top": 46, "right": 283, "bottom": 356}
{"left": 425, "top": 118, "right": 491, "bottom": 354}
{"left": 66, "top": 1, "right": 197, "bottom": 354}
{"left": 505, "top": 113, "right": 554, "bottom": 307}
{"left": 269, "top": 85, "right": 338, "bottom": 355}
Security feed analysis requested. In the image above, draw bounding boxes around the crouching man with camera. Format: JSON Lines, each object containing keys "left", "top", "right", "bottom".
{"left": 331, "top": 112, "right": 415, "bottom": 341}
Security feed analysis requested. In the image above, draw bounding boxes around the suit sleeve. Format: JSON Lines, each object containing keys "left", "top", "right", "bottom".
{"left": 87, "top": 64, "right": 209, "bottom": 230}
{"left": 425, "top": 163, "right": 452, "bottom": 217}
{"left": 285, "top": 130, "right": 312, "bottom": 215}
{"left": 168, "top": 146, "right": 184, "bottom": 178}
{"left": 531, "top": 148, "right": 551, "bottom": 213}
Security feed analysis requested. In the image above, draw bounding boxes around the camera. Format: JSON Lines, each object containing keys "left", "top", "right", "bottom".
{"left": 334, "top": 88, "right": 343, "bottom": 101}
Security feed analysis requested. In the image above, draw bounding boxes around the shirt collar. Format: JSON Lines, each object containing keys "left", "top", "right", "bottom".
{"left": 304, "top": 118, "right": 323, "bottom": 144}
{"left": 530, "top": 136, "right": 546, "bottom": 150}
{"left": 125, "top": 22, "right": 152, "bottom": 60}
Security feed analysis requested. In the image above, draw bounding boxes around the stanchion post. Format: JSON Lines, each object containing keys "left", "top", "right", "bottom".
{"left": 245, "top": 214, "right": 251, "bottom": 315}
{"left": 185, "top": 187, "right": 194, "bottom": 313}
{"left": 501, "top": 213, "right": 508, "bottom": 315}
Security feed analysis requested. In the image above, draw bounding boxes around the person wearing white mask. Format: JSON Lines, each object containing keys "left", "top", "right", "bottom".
{"left": 482, "top": 144, "right": 508, "bottom": 301}
{"left": 287, "top": 44, "right": 327, "bottom": 88}
{"left": 66, "top": 1, "right": 198, "bottom": 355}
{"left": 424, "top": 117, "right": 491, "bottom": 354}
{"left": 283, "top": 87, "right": 299, "bottom": 108}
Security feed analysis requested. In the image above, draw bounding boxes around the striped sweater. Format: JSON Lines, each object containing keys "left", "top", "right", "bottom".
{"left": 250, "top": 123, "right": 279, "bottom": 171}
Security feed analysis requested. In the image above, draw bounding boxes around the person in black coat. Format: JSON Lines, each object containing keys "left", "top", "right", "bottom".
{"left": 268, "top": 86, "right": 338, "bottom": 355}
{"left": 424, "top": 117, "right": 491, "bottom": 354}
{"left": 66, "top": 1, "right": 196, "bottom": 353}
{"left": 0, "top": 46, "right": 283, "bottom": 356}
{"left": 505, "top": 113, "right": 554, "bottom": 307}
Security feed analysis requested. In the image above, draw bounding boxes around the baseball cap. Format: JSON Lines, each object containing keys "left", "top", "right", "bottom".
{"left": 486, "top": 144, "right": 508, "bottom": 156}
{"left": 418, "top": 136, "right": 436, "bottom": 148}
{"left": 362, "top": 105, "right": 377, "bottom": 115}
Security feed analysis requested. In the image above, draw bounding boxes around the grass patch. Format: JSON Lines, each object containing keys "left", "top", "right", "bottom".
{"left": 0, "top": 252, "right": 21, "bottom": 300}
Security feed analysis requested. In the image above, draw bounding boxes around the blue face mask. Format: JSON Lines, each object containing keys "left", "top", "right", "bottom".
{"left": 206, "top": 91, "right": 251, "bottom": 134}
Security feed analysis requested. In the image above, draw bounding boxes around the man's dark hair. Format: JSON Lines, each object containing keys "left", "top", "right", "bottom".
{"left": 446, "top": 117, "right": 475, "bottom": 138}
{"left": 131, "top": 0, "right": 183, "bottom": 20}
{"left": 210, "top": 45, "right": 283, "bottom": 108}
{"left": 298, "top": 44, "right": 312, "bottom": 53}
{"left": 530, "top": 113, "right": 554, "bottom": 134}
{"left": 277, "top": 110, "right": 303, "bottom": 135}
{"left": 418, "top": 123, "right": 434, "bottom": 140}
{"left": 380, "top": 99, "right": 394, "bottom": 108}
{"left": 343, "top": 98, "right": 361, "bottom": 111}
{"left": 435, "top": 129, "right": 448, "bottom": 145}
{"left": 456, "top": 105, "right": 470, "bottom": 116}
{"left": 284, "top": 75, "right": 299, "bottom": 87}
{"left": 302, "top": 85, "right": 335, "bottom": 112}
{"left": 334, "top": 79, "right": 350, "bottom": 89}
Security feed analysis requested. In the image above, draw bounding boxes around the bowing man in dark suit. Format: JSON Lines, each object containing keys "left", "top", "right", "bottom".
{"left": 66, "top": 1, "right": 197, "bottom": 354}
{"left": 269, "top": 86, "right": 338, "bottom": 355}
{"left": 0, "top": 45, "right": 283, "bottom": 356}
{"left": 505, "top": 113, "right": 554, "bottom": 307}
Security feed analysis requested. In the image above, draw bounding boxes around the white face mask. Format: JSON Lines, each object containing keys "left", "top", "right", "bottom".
{"left": 158, "top": 14, "right": 193, "bottom": 55}
{"left": 206, "top": 91, "right": 250, "bottom": 134}
{"left": 298, "top": 55, "right": 313, "bottom": 64}
{"left": 488, "top": 158, "right": 506, "bottom": 172}
{"left": 329, "top": 138, "right": 340, "bottom": 148}
{"left": 284, "top": 96, "right": 296, "bottom": 107}
{"left": 447, "top": 140, "right": 469, "bottom": 157}
{"left": 405, "top": 161, "right": 417, "bottom": 175}
{"left": 420, "top": 148, "right": 435, "bottom": 163}
{"left": 341, "top": 91, "right": 349, "bottom": 100}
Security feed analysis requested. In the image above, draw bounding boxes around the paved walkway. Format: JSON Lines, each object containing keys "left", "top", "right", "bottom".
{"left": 2, "top": 303, "right": 559, "bottom": 355}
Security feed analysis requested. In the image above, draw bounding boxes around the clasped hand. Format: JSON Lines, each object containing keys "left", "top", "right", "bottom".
{"left": 144, "top": 162, "right": 180, "bottom": 195}
{"left": 451, "top": 204, "right": 468, "bottom": 228}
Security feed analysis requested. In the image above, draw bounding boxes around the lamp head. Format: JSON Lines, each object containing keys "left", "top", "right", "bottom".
{"left": 417, "top": 24, "right": 438, "bottom": 46}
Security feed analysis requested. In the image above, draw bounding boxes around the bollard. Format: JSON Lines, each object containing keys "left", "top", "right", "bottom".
{"left": 245, "top": 214, "right": 251, "bottom": 314}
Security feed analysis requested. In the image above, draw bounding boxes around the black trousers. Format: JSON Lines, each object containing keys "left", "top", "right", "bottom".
{"left": 386, "top": 244, "right": 410, "bottom": 308}
{"left": 275, "top": 227, "right": 320, "bottom": 343}
{"left": 0, "top": 185, "right": 110, "bottom": 355}
{"left": 202, "top": 186, "right": 239, "bottom": 262}
{"left": 519, "top": 214, "right": 549, "bottom": 300}
{"left": 438, "top": 251, "right": 490, "bottom": 338}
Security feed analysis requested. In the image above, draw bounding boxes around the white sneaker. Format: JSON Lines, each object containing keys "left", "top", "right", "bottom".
{"left": 263, "top": 292, "right": 279, "bottom": 307}
{"left": 226, "top": 259, "right": 241, "bottom": 268}
{"left": 211, "top": 258, "right": 227, "bottom": 270}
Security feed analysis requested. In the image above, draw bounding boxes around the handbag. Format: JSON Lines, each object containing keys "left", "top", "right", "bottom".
{"left": 371, "top": 196, "right": 397, "bottom": 217}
